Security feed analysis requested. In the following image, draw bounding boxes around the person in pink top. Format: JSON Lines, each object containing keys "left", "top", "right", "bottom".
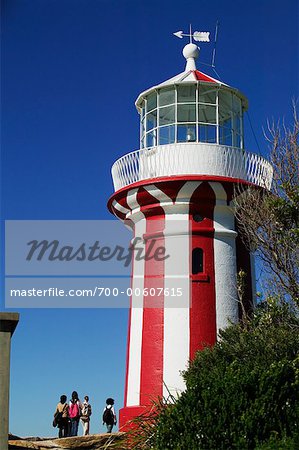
{"left": 68, "top": 391, "right": 81, "bottom": 436}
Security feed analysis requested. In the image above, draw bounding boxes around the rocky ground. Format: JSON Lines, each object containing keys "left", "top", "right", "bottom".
{"left": 8, "top": 433, "right": 126, "bottom": 450}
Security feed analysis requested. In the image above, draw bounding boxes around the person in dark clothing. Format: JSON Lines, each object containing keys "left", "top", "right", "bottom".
{"left": 54, "top": 395, "right": 69, "bottom": 438}
{"left": 102, "top": 397, "right": 117, "bottom": 433}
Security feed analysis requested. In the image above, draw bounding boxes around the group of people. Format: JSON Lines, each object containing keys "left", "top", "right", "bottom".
{"left": 53, "top": 391, "right": 117, "bottom": 438}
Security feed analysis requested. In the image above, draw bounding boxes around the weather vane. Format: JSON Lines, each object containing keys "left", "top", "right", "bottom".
{"left": 173, "top": 24, "right": 210, "bottom": 43}
{"left": 173, "top": 22, "right": 220, "bottom": 74}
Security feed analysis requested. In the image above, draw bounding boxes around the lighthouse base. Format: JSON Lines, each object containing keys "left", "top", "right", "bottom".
{"left": 119, "top": 405, "right": 148, "bottom": 431}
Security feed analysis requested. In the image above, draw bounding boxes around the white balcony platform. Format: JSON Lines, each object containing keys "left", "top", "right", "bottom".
{"left": 111, "top": 143, "right": 273, "bottom": 192}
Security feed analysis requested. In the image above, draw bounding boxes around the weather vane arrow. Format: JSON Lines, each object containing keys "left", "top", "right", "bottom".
{"left": 173, "top": 25, "right": 210, "bottom": 43}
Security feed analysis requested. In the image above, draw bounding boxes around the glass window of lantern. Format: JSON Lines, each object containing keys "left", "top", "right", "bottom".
{"left": 198, "top": 86, "right": 217, "bottom": 105}
{"left": 177, "top": 104, "right": 196, "bottom": 122}
{"left": 219, "top": 123, "right": 232, "bottom": 146}
{"left": 198, "top": 124, "right": 217, "bottom": 143}
{"left": 177, "top": 124, "right": 196, "bottom": 142}
{"left": 146, "top": 130, "right": 157, "bottom": 148}
{"left": 177, "top": 85, "right": 196, "bottom": 103}
{"left": 232, "top": 94, "right": 242, "bottom": 147}
{"left": 234, "top": 132, "right": 241, "bottom": 148}
{"left": 198, "top": 104, "right": 217, "bottom": 124}
{"left": 232, "top": 113, "right": 241, "bottom": 147}
{"left": 159, "top": 125, "right": 175, "bottom": 145}
{"left": 159, "top": 105, "right": 175, "bottom": 126}
{"left": 140, "top": 84, "right": 244, "bottom": 148}
{"left": 219, "top": 90, "right": 233, "bottom": 146}
{"left": 159, "top": 87, "right": 175, "bottom": 106}
{"left": 146, "top": 92, "right": 157, "bottom": 113}
{"left": 146, "top": 110, "right": 157, "bottom": 131}
{"left": 140, "top": 135, "right": 146, "bottom": 149}
{"left": 232, "top": 94, "right": 241, "bottom": 115}
{"left": 219, "top": 90, "right": 232, "bottom": 123}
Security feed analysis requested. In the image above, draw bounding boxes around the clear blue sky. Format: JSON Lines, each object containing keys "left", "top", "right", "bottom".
{"left": 1, "top": 0, "right": 298, "bottom": 438}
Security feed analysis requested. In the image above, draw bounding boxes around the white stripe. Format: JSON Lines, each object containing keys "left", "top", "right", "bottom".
{"left": 175, "top": 181, "right": 201, "bottom": 202}
{"left": 127, "top": 188, "right": 145, "bottom": 222}
{"left": 126, "top": 219, "right": 146, "bottom": 406}
{"left": 144, "top": 185, "right": 173, "bottom": 204}
{"left": 209, "top": 182, "right": 238, "bottom": 334}
{"left": 163, "top": 214, "right": 190, "bottom": 399}
{"left": 161, "top": 181, "right": 202, "bottom": 397}
{"left": 127, "top": 188, "right": 140, "bottom": 210}
{"left": 112, "top": 199, "right": 130, "bottom": 215}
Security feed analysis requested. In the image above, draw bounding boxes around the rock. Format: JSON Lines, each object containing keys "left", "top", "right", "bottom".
{"left": 9, "top": 434, "right": 22, "bottom": 440}
{"left": 9, "top": 441, "right": 40, "bottom": 449}
{"left": 9, "top": 433, "right": 126, "bottom": 450}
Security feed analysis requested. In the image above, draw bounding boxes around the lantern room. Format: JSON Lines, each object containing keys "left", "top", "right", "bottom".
{"left": 111, "top": 42, "right": 272, "bottom": 193}
{"left": 136, "top": 43, "right": 248, "bottom": 150}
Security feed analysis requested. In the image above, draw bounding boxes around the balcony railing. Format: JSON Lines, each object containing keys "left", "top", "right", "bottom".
{"left": 111, "top": 143, "right": 273, "bottom": 192}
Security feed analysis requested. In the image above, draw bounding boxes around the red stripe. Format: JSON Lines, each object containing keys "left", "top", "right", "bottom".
{"left": 189, "top": 182, "right": 217, "bottom": 357}
{"left": 139, "top": 215, "right": 165, "bottom": 405}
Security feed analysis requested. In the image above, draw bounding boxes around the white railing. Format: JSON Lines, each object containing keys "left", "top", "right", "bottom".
{"left": 111, "top": 143, "right": 273, "bottom": 192}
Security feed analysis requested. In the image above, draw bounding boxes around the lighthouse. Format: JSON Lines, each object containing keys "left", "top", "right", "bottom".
{"left": 107, "top": 29, "right": 272, "bottom": 430}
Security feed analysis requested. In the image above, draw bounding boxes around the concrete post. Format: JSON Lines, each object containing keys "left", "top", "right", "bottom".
{"left": 0, "top": 313, "right": 19, "bottom": 450}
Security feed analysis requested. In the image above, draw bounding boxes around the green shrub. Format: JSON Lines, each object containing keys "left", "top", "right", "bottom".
{"left": 131, "top": 301, "right": 299, "bottom": 449}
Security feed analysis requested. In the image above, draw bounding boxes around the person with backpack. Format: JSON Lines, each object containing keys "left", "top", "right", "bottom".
{"left": 68, "top": 391, "right": 81, "bottom": 436}
{"left": 102, "top": 398, "right": 117, "bottom": 433}
{"left": 53, "top": 394, "right": 69, "bottom": 438}
{"left": 80, "top": 395, "right": 92, "bottom": 436}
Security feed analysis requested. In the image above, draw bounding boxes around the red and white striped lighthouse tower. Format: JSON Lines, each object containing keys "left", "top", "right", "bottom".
{"left": 107, "top": 29, "right": 272, "bottom": 430}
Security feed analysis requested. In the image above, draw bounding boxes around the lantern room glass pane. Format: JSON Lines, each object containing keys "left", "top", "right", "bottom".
{"left": 159, "top": 125, "right": 175, "bottom": 145}
{"left": 146, "top": 93, "right": 157, "bottom": 113}
{"left": 159, "top": 105, "right": 175, "bottom": 125}
{"left": 146, "top": 110, "right": 157, "bottom": 131}
{"left": 233, "top": 114, "right": 241, "bottom": 137}
{"left": 198, "top": 86, "right": 217, "bottom": 104}
{"left": 177, "top": 124, "right": 196, "bottom": 142}
{"left": 219, "top": 90, "right": 232, "bottom": 123}
{"left": 234, "top": 133, "right": 241, "bottom": 148}
{"left": 219, "top": 123, "right": 232, "bottom": 146}
{"left": 198, "top": 104, "right": 216, "bottom": 124}
{"left": 177, "top": 85, "right": 196, "bottom": 103}
{"left": 159, "top": 87, "right": 175, "bottom": 106}
{"left": 177, "top": 104, "right": 196, "bottom": 122}
{"left": 232, "top": 94, "right": 241, "bottom": 114}
{"left": 146, "top": 130, "right": 157, "bottom": 148}
{"left": 198, "top": 125, "right": 216, "bottom": 143}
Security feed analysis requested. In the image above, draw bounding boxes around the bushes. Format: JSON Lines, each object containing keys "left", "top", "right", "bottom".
{"left": 130, "top": 301, "right": 299, "bottom": 449}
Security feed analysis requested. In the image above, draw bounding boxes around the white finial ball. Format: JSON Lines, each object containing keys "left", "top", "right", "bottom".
{"left": 183, "top": 43, "right": 199, "bottom": 60}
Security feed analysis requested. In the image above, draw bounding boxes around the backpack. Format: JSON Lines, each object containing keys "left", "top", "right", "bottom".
{"left": 82, "top": 403, "right": 91, "bottom": 417}
{"left": 69, "top": 401, "right": 80, "bottom": 418}
{"left": 52, "top": 411, "right": 63, "bottom": 427}
{"left": 103, "top": 407, "right": 114, "bottom": 425}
